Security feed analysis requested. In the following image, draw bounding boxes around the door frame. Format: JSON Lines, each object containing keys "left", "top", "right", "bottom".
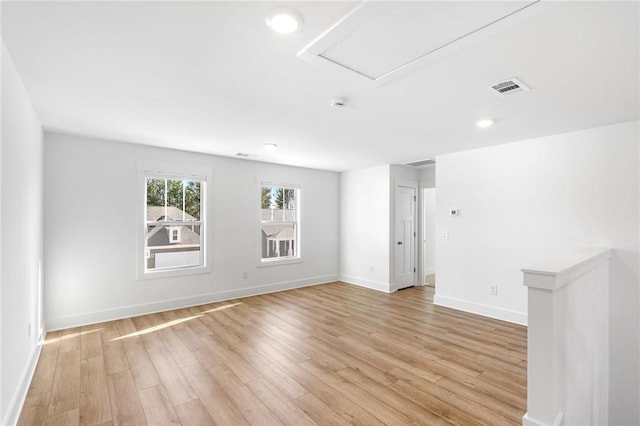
{"left": 421, "top": 187, "right": 436, "bottom": 286}
{"left": 391, "top": 179, "right": 418, "bottom": 291}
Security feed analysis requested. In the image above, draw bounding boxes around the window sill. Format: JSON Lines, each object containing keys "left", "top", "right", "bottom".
{"left": 257, "top": 257, "right": 303, "bottom": 268}
{"left": 137, "top": 264, "right": 211, "bottom": 281}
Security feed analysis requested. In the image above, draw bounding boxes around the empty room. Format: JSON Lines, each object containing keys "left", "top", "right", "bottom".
{"left": 1, "top": 1, "right": 639, "bottom": 425}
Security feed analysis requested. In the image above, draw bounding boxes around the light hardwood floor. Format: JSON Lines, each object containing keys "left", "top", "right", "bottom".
{"left": 19, "top": 282, "right": 527, "bottom": 426}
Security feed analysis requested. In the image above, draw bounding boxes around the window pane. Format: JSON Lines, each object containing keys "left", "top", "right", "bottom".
{"left": 146, "top": 178, "right": 202, "bottom": 223}
{"left": 261, "top": 223, "right": 296, "bottom": 259}
{"left": 260, "top": 184, "right": 298, "bottom": 261}
{"left": 146, "top": 223, "right": 201, "bottom": 271}
{"left": 144, "top": 174, "right": 205, "bottom": 274}
{"left": 146, "top": 178, "right": 166, "bottom": 208}
{"left": 166, "top": 179, "right": 186, "bottom": 220}
{"left": 284, "top": 188, "right": 295, "bottom": 211}
{"left": 184, "top": 181, "right": 201, "bottom": 220}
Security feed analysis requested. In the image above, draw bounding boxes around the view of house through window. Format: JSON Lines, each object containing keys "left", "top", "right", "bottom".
{"left": 145, "top": 176, "right": 204, "bottom": 272}
{"left": 261, "top": 184, "right": 299, "bottom": 261}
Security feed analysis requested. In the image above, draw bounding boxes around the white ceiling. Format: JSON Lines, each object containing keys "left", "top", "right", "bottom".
{"left": 2, "top": 1, "right": 638, "bottom": 172}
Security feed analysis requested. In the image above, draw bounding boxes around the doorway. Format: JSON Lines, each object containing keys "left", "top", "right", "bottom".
{"left": 422, "top": 188, "right": 436, "bottom": 286}
{"left": 394, "top": 184, "right": 417, "bottom": 289}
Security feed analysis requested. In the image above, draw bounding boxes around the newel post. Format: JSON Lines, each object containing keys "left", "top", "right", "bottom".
{"left": 522, "top": 247, "right": 611, "bottom": 426}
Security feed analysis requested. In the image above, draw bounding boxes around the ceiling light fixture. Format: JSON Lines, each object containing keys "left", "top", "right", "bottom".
{"left": 476, "top": 119, "right": 494, "bottom": 128}
{"left": 266, "top": 8, "right": 302, "bottom": 34}
{"left": 264, "top": 143, "right": 278, "bottom": 151}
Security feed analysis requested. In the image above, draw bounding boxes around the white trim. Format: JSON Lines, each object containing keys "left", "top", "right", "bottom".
{"left": 136, "top": 161, "right": 213, "bottom": 280}
{"left": 522, "top": 411, "right": 565, "bottom": 426}
{"left": 392, "top": 179, "right": 419, "bottom": 288}
{"left": 139, "top": 264, "right": 210, "bottom": 281}
{"left": 168, "top": 226, "right": 181, "bottom": 244}
{"left": 257, "top": 257, "right": 303, "bottom": 268}
{"left": 136, "top": 161, "right": 211, "bottom": 182}
{"left": 257, "top": 180, "right": 302, "bottom": 267}
{"left": 45, "top": 275, "right": 338, "bottom": 331}
{"left": 433, "top": 294, "right": 527, "bottom": 325}
{"left": 522, "top": 247, "right": 611, "bottom": 291}
{"left": 339, "top": 275, "right": 392, "bottom": 293}
{"left": 2, "top": 343, "right": 42, "bottom": 426}
{"left": 297, "top": 1, "right": 553, "bottom": 86}
{"left": 389, "top": 282, "right": 415, "bottom": 292}
{"left": 424, "top": 267, "right": 436, "bottom": 276}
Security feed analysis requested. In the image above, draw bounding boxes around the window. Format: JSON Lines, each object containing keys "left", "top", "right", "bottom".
{"left": 260, "top": 183, "right": 300, "bottom": 264}
{"left": 141, "top": 170, "right": 208, "bottom": 277}
{"left": 168, "top": 227, "right": 181, "bottom": 244}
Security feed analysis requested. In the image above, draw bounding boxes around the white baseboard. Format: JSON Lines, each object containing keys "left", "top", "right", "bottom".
{"left": 2, "top": 342, "right": 42, "bottom": 426}
{"left": 434, "top": 294, "right": 527, "bottom": 325}
{"left": 338, "top": 275, "right": 392, "bottom": 293}
{"left": 522, "top": 411, "right": 564, "bottom": 426}
{"left": 46, "top": 275, "right": 338, "bottom": 330}
{"left": 389, "top": 282, "right": 417, "bottom": 292}
{"left": 424, "top": 267, "right": 436, "bottom": 276}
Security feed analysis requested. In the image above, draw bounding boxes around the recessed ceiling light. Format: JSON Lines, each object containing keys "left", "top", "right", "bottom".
{"left": 264, "top": 143, "right": 278, "bottom": 151}
{"left": 476, "top": 119, "right": 494, "bottom": 128}
{"left": 266, "top": 8, "right": 302, "bottom": 34}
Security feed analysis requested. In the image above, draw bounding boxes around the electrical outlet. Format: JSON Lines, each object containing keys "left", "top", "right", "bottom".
{"left": 28, "top": 322, "right": 31, "bottom": 337}
{"left": 443, "top": 232, "right": 449, "bottom": 241}
{"left": 242, "top": 272, "right": 248, "bottom": 279}
{"left": 490, "top": 285, "right": 498, "bottom": 296}
{"left": 369, "top": 266, "right": 374, "bottom": 273}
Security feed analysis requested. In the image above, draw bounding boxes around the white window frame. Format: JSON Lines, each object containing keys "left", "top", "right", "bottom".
{"left": 136, "top": 161, "right": 213, "bottom": 280}
{"left": 168, "top": 227, "right": 181, "bottom": 244}
{"left": 257, "top": 180, "right": 302, "bottom": 267}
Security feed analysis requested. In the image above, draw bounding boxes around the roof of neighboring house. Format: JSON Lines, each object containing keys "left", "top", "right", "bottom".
{"left": 148, "top": 224, "right": 200, "bottom": 247}
{"left": 262, "top": 224, "right": 295, "bottom": 241}
{"left": 146, "top": 206, "right": 200, "bottom": 247}
{"left": 261, "top": 208, "right": 295, "bottom": 222}
{"left": 147, "top": 206, "right": 198, "bottom": 222}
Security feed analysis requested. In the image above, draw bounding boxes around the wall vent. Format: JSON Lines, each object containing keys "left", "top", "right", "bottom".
{"left": 490, "top": 78, "right": 530, "bottom": 96}
{"left": 235, "top": 153, "right": 257, "bottom": 158}
{"left": 405, "top": 159, "right": 435, "bottom": 167}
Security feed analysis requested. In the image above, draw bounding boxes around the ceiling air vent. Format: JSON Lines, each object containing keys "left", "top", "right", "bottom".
{"left": 405, "top": 159, "right": 435, "bottom": 167}
{"left": 490, "top": 78, "right": 530, "bottom": 96}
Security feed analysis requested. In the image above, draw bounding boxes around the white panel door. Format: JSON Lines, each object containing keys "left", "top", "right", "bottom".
{"left": 394, "top": 185, "right": 416, "bottom": 288}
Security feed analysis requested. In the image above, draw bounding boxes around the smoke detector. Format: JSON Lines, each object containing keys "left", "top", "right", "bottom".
{"left": 331, "top": 98, "right": 346, "bottom": 108}
{"left": 490, "top": 78, "right": 530, "bottom": 96}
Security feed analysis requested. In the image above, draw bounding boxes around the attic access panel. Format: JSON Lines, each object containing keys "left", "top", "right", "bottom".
{"left": 299, "top": 1, "right": 539, "bottom": 83}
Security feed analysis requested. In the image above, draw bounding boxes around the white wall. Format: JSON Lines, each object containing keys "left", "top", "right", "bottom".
{"left": 435, "top": 121, "right": 639, "bottom": 425}
{"left": 339, "top": 165, "right": 422, "bottom": 292}
{"left": 1, "top": 43, "right": 44, "bottom": 426}
{"left": 44, "top": 133, "right": 340, "bottom": 329}
{"left": 418, "top": 164, "right": 435, "bottom": 189}
{"left": 419, "top": 164, "right": 436, "bottom": 284}
{"left": 339, "top": 165, "right": 391, "bottom": 291}
{"left": 423, "top": 188, "right": 436, "bottom": 277}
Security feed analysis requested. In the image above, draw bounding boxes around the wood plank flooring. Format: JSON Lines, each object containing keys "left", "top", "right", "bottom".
{"left": 19, "top": 282, "right": 527, "bottom": 426}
